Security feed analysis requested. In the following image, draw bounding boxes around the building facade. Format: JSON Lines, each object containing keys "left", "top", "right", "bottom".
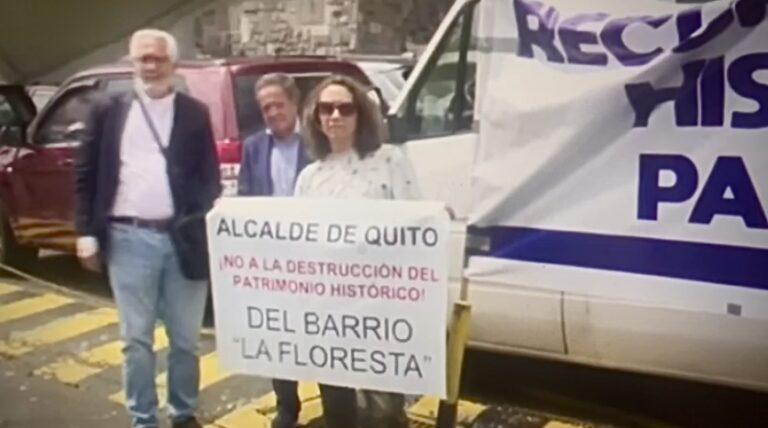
{"left": 194, "top": 0, "right": 452, "bottom": 57}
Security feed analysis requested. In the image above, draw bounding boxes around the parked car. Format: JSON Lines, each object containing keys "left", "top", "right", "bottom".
{"left": 0, "top": 56, "right": 373, "bottom": 266}
{"left": 0, "top": 84, "right": 38, "bottom": 265}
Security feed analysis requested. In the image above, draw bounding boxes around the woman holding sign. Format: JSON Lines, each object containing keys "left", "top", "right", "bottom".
{"left": 295, "top": 75, "right": 420, "bottom": 427}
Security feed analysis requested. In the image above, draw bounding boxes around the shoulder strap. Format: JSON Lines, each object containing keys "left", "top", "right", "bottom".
{"left": 134, "top": 90, "right": 168, "bottom": 160}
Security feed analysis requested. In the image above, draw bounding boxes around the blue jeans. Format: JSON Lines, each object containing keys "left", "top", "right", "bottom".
{"left": 108, "top": 223, "right": 208, "bottom": 428}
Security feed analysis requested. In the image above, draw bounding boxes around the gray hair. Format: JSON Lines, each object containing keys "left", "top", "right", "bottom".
{"left": 129, "top": 29, "right": 179, "bottom": 62}
{"left": 254, "top": 73, "right": 300, "bottom": 105}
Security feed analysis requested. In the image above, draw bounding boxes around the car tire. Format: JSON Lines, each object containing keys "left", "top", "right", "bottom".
{"left": 0, "top": 209, "right": 38, "bottom": 270}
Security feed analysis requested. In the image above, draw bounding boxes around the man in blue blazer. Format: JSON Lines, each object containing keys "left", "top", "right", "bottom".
{"left": 237, "top": 73, "right": 310, "bottom": 198}
{"left": 237, "top": 73, "right": 310, "bottom": 428}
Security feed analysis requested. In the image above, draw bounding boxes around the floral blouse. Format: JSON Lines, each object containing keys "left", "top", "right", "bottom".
{"left": 294, "top": 144, "right": 421, "bottom": 200}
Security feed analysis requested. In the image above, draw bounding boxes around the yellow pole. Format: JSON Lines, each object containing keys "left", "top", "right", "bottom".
{"left": 436, "top": 277, "right": 472, "bottom": 428}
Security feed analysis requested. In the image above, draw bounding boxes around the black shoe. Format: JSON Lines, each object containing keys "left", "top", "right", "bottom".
{"left": 271, "top": 413, "right": 298, "bottom": 428}
{"left": 172, "top": 416, "right": 202, "bottom": 428}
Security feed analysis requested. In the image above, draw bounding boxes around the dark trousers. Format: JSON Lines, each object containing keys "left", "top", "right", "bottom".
{"left": 318, "top": 383, "right": 358, "bottom": 428}
{"left": 272, "top": 379, "right": 300, "bottom": 427}
{"left": 272, "top": 380, "right": 357, "bottom": 427}
{"left": 359, "top": 390, "right": 408, "bottom": 428}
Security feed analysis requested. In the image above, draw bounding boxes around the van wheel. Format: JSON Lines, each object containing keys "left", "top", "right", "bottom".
{"left": 0, "top": 211, "right": 38, "bottom": 271}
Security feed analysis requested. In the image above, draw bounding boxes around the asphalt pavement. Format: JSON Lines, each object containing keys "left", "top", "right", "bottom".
{"left": 0, "top": 356, "right": 129, "bottom": 428}
{"left": 0, "top": 257, "right": 587, "bottom": 428}
{"left": 2, "top": 253, "right": 767, "bottom": 428}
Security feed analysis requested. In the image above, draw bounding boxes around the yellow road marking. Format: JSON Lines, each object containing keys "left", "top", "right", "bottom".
{"left": 34, "top": 328, "right": 169, "bottom": 385}
{"left": 0, "top": 293, "right": 73, "bottom": 324}
{"left": 0, "top": 307, "right": 117, "bottom": 357}
{"left": 110, "top": 350, "right": 234, "bottom": 406}
{"left": 207, "top": 382, "right": 320, "bottom": 427}
{"left": 198, "top": 352, "right": 231, "bottom": 389}
{"left": 295, "top": 398, "right": 323, "bottom": 425}
{"left": 35, "top": 356, "right": 102, "bottom": 385}
{"left": 544, "top": 422, "right": 583, "bottom": 428}
{"left": 407, "top": 396, "right": 487, "bottom": 426}
{"left": 205, "top": 404, "right": 272, "bottom": 428}
{"left": 209, "top": 384, "right": 488, "bottom": 427}
{"left": 0, "top": 283, "right": 21, "bottom": 297}
{"left": 249, "top": 382, "right": 320, "bottom": 414}
{"left": 208, "top": 383, "right": 490, "bottom": 428}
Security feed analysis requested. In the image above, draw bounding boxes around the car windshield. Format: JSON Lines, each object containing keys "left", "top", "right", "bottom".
{"left": 233, "top": 72, "right": 331, "bottom": 139}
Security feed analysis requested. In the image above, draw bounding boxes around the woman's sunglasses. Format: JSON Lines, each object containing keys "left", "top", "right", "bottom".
{"left": 317, "top": 102, "right": 357, "bottom": 117}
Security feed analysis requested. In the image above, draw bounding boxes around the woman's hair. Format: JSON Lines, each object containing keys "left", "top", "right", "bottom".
{"left": 302, "top": 75, "right": 384, "bottom": 159}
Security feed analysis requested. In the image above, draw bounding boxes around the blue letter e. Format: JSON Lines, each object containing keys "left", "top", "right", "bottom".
{"left": 638, "top": 154, "right": 698, "bottom": 221}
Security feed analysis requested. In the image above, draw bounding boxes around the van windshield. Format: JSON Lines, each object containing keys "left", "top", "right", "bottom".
{"left": 233, "top": 73, "right": 332, "bottom": 139}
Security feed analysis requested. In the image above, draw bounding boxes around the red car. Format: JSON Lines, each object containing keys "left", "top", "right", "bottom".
{"left": 0, "top": 56, "right": 374, "bottom": 267}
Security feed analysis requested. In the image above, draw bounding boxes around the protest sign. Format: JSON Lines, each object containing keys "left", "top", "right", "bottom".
{"left": 207, "top": 198, "right": 450, "bottom": 397}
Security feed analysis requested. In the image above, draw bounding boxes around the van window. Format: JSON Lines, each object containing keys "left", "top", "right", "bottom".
{"left": 401, "top": 6, "right": 477, "bottom": 140}
{"left": 233, "top": 73, "right": 329, "bottom": 138}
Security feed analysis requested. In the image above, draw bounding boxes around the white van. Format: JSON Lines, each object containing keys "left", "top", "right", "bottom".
{"left": 387, "top": 0, "right": 768, "bottom": 392}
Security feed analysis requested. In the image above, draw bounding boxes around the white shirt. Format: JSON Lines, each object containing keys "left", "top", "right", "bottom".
{"left": 294, "top": 144, "right": 421, "bottom": 200}
{"left": 77, "top": 86, "right": 176, "bottom": 258}
{"left": 110, "top": 87, "right": 176, "bottom": 219}
{"left": 269, "top": 131, "right": 301, "bottom": 197}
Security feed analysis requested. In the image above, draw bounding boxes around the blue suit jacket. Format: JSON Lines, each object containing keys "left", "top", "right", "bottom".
{"left": 237, "top": 130, "right": 311, "bottom": 196}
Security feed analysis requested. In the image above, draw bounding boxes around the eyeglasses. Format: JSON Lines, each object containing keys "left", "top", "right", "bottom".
{"left": 134, "top": 54, "right": 171, "bottom": 65}
{"left": 317, "top": 102, "right": 357, "bottom": 117}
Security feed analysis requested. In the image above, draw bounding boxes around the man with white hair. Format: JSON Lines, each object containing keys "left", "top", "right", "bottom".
{"left": 75, "top": 29, "right": 220, "bottom": 428}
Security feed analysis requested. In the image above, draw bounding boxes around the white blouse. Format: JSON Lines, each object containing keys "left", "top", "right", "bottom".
{"left": 294, "top": 144, "right": 421, "bottom": 200}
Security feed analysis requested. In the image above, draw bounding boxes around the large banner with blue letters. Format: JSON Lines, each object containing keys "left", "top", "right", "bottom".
{"left": 468, "top": 0, "right": 767, "bottom": 311}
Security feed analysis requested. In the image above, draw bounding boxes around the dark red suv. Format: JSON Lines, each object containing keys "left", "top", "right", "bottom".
{"left": 0, "top": 56, "right": 373, "bottom": 266}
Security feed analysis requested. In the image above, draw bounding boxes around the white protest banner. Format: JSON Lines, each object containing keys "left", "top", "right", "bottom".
{"left": 468, "top": 0, "right": 767, "bottom": 305}
{"left": 207, "top": 198, "right": 450, "bottom": 397}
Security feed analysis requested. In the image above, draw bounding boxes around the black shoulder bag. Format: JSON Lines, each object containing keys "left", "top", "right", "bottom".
{"left": 134, "top": 92, "right": 210, "bottom": 280}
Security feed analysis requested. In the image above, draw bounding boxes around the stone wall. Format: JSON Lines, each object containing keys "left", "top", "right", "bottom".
{"left": 230, "top": 0, "right": 357, "bottom": 56}
{"left": 356, "top": 0, "right": 411, "bottom": 54}
{"left": 194, "top": 0, "right": 452, "bottom": 57}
